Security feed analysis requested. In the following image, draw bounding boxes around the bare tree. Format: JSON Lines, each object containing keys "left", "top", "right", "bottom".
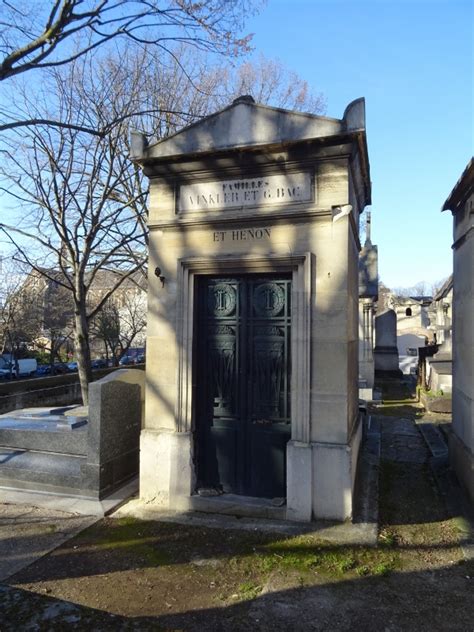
{"left": 0, "top": 0, "right": 259, "bottom": 134}
{"left": 391, "top": 281, "right": 433, "bottom": 299}
{"left": 0, "top": 260, "right": 43, "bottom": 363}
{"left": 126, "top": 47, "right": 326, "bottom": 138}
{"left": 91, "top": 287, "right": 146, "bottom": 364}
{"left": 430, "top": 276, "right": 450, "bottom": 298}
{"left": 0, "top": 45, "right": 325, "bottom": 403}
{"left": 215, "top": 55, "right": 326, "bottom": 114}
{"left": 0, "top": 60, "right": 147, "bottom": 403}
{"left": 90, "top": 301, "right": 121, "bottom": 364}
{"left": 42, "top": 277, "right": 75, "bottom": 366}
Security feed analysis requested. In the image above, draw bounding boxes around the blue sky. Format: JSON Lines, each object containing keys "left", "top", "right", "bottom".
{"left": 246, "top": 0, "right": 473, "bottom": 289}
{"left": 0, "top": 1, "right": 471, "bottom": 291}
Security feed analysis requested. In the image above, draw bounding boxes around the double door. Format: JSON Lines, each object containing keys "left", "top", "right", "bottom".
{"left": 195, "top": 274, "right": 291, "bottom": 498}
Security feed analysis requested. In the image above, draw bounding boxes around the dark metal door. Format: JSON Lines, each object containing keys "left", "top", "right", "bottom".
{"left": 195, "top": 274, "right": 291, "bottom": 498}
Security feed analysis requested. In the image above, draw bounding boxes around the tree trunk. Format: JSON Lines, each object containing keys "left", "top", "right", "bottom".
{"left": 49, "top": 334, "right": 56, "bottom": 372}
{"left": 74, "top": 306, "right": 92, "bottom": 405}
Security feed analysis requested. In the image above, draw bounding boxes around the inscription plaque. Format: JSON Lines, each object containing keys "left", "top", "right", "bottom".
{"left": 213, "top": 228, "right": 271, "bottom": 242}
{"left": 179, "top": 172, "right": 312, "bottom": 212}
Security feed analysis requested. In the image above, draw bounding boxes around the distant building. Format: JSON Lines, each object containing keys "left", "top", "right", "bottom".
{"left": 86, "top": 270, "right": 147, "bottom": 358}
{"left": 393, "top": 295, "right": 432, "bottom": 339}
{"left": 7, "top": 268, "right": 147, "bottom": 360}
{"left": 376, "top": 294, "right": 431, "bottom": 375}
{"left": 442, "top": 158, "right": 473, "bottom": 505}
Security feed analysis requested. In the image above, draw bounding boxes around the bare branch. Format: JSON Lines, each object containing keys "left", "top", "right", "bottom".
{"left": 0, "top": 0, "right": 256, "bottom": 82}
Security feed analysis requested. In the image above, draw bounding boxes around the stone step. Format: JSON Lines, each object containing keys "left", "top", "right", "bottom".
{"left": 185, "top": 493, "right": 287, "bottom": 521}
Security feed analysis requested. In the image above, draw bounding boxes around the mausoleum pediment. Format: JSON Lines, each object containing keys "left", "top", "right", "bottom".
{"left": 131, "top": 96, "right": 367, "bottom": 161}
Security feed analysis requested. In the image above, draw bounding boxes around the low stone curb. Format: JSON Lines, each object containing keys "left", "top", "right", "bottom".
{"left": 113, "top": 500, "right": 378, "bottom": 546}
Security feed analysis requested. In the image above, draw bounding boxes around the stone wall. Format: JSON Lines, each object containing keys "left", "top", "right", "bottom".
{"left": 443, "top": 160, "right": 473, "bottom": 504}
{"left": 0, "top": 382, "right": 82, "bottom": 416}
{"left": 0, "top": 366, "right": 144, "bottom": 415}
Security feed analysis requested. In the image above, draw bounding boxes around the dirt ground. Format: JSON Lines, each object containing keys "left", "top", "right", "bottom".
{"left": 0, "top": 377, "right": 473, "bottom": 631}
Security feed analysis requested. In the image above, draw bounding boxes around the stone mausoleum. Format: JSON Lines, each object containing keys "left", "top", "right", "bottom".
{"left": 131, "top": 96, "right": 371, "bottom": 521}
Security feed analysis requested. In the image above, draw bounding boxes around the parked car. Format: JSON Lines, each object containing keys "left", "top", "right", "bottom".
{"left": 36, "top": 362, "right": 69, "bottom": 376}
{"left": 36, "top": 364, "right": 51, "bottom": 376}
{"left": 91, "top": 358, "right": 107, "bottom": 369}
{"left": 119, "top": 348, "right": 145, "bottom": 365}
{"left": 67, "top": 361, "right": 78, "bottom": 372}
{"left": 52, "top": 362, "right": 69, "bottom": 374}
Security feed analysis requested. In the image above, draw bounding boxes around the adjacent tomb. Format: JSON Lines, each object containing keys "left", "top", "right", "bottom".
{"left": 132, "top": 96, "right": 371, "bottom": 521}
{"left": 442, "top": 159, "right": 474, "bottom": 504}
{"left": 0, "top": 370, "right": 144, "bottom": 499}
{"left": 374, "top": 310, "right": 400, "bottom": 374}
{"left": 358, "top": 212, "right": 378, "bottom": 399}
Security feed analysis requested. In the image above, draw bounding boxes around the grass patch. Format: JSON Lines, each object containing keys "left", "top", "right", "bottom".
{"left": 237, "top": 581, "right": 262, "bottom": 600}
{"left": 379, "top": 529, "right": 397, "bottom": 548}
{"left": 372, "top": 561, "right": 395, "bottom": 576}
{"left": 247, "top": 536, "right": 399, "bottom": 579}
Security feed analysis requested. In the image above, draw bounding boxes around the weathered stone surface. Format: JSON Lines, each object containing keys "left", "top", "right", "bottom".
{"left": 0, "top": 370, "right": 144, "bottom": 499}
{"left": 378, "top": 416, "right": 429, "bottom": 464}
{"left": 135, "top": 98, "right": 371, "bottom": 521}
{"left": 84, "top": 370, "right": 145, "bottom": 498}
{"left": 374, "top": 310, "right": 399, "bottom": 372}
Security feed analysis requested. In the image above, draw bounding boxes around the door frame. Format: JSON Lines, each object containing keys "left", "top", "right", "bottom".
{"left": 174, "top": 252, "right": 314, "bottom": 503}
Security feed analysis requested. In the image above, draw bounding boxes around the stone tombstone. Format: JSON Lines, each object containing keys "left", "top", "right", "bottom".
{"left": 84, "top": 369, "right": 145, "bottom": 497}
{"left": 132, "top": 96, "right": 372, "bottom": 521}
{"left": 374, "top": 309, "right": 400, "bottom": 372}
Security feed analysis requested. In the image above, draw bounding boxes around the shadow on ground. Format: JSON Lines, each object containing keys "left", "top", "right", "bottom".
{"left": 0, "top": 375, "right": 471, "bottom": 631}
{"left": 0, "top": 551, "right": 472, "bottom": 631}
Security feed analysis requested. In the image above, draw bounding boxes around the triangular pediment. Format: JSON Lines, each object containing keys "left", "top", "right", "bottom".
{"left": 133, "top": 97, "right": 366, "bottom": 161}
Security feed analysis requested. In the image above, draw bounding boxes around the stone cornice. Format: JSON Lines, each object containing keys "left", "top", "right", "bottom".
{"left": 148, "top": 207, "right": 333, "bottom": 231}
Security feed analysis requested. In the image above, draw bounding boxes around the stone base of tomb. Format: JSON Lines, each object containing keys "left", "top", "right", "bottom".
{"left": 138, "top": 414, "right": 363, "bottom": 523}
{"left": 448, "top": 429, "right": 474, "bottom": 505}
